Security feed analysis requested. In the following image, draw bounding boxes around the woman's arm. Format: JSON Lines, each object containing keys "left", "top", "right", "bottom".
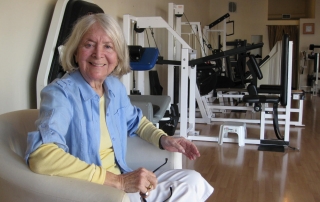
{"left": 29, "top": 142, "right": 158, "bottom": 195}
{"left": 135, "top": 116, "right": 167, "bottom": 148}
{"left": 160, "top": 136, "right": 201, "bottom": 160}
{"left": 28, "top": 143, "right": 106, "bottom": 184}
{"left": 135, "top": 117, "right": 201, "bottom": 161}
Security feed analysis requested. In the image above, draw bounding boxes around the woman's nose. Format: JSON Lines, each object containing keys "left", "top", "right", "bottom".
{"left": 92, "top": 45, "right": 103, "bottom": 58}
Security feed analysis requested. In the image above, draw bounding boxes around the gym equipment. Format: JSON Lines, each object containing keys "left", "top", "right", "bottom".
{"left": 127, "top": 45, "right": 176, "bottom": 135}
{"left": 242, "top": 34, "right": 291, "bottom": 151}
{"left": 309, "top": 44, "right": 320, "bottom": 51}
{"left": 308, "top": 44, "right": 320, "bottom": 95}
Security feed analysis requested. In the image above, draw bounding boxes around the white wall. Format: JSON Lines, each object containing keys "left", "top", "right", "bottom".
{"left": 0, "top": 0, "right": 57, "bottom": 114}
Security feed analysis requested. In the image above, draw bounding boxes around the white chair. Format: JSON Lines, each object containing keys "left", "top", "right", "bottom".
{"left": 0, "top": 109, "right": 177, "bottom": 202}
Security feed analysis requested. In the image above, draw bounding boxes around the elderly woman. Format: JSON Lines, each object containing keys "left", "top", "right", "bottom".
{"left": 25, "top": 13, "right": 213, "bottom": 201}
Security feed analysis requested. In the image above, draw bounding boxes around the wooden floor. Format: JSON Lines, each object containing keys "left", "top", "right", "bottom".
{"left": 183, "top": 94, "right": 320, "bottom": 202}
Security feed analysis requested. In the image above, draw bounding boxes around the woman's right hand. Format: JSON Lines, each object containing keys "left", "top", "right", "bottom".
{"left": 104, "top": 168, "right": 157, "bottom": 196}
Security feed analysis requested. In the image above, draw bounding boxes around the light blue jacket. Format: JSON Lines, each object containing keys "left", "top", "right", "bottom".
{"left": 25, "top": 70, "right": 142, "bottom": 173}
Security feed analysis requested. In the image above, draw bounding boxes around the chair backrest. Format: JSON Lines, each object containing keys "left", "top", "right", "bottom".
{"left": 0, "top": 109, "right": 39, "bottom": 158}
{"left": 280, "top": 34, "right": 289, "bottom": 106}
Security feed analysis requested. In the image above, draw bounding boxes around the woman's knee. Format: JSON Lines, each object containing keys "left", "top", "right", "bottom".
{"left": 158, "top": 169, "right": 206, "bottom": 186}
{"left": 184, "top": 169, "right": 203, "bottom": 181}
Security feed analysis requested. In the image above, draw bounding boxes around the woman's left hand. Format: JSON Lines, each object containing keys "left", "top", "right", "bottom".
{"left": 160, "top": 136, "right": 200, "bottom": 160}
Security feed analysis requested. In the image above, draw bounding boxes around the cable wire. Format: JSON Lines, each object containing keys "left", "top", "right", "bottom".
{"left": 146, "top": 29, "right": 151, "bottom": 47}
{"left": 150, "top": 28, "right": 161, "bottom": 56}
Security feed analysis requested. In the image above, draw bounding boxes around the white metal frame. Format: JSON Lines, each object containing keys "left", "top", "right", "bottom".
{"left": 168, "top": 3, "right": 183, "bottom": 101}
{"left": 122, "top": 13, "right": 200, "bottom": 169}
{"left": 202, "top": 22, "right": 227, "bottom": 68}
{"left": 181, "top": 22, "right": 206, "bottom": 57}
{"left": 168, "top": 3, "right": 213, "bottom": 126}
{"left": 311, "top": 53, "right": 320, "bottom": 95}
{"left": 197, "top": 90, "right": 304, "bottom": 127}
{"left": 36, "top": 0, "right": 70, "bottom": 107}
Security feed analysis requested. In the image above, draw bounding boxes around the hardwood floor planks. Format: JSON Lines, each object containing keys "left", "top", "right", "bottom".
{"left": 184, "top": 94, "right": 320, "bottom": 202}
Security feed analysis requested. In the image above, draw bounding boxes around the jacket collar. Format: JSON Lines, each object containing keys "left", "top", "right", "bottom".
{"left": 69, "top": 70, "right": 116, "bottom": 101}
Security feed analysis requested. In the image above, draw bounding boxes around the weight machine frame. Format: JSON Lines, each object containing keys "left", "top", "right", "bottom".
{"left": 122, "top": 13, "right": 200, "bottom": 169}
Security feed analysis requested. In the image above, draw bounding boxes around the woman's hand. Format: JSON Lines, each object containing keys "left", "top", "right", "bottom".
{"left": 160, "top": 136, "right": 200, "bottom": 160}
{"left": 104, "top": 168, "right": 157, "bottom": 197}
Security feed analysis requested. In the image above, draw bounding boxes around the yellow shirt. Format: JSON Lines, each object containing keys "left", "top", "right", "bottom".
{"left": 99, "top": 95, "right": 121, "bottom": 175}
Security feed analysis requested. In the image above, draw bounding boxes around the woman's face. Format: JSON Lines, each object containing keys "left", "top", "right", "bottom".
{"left": 75, "top": 22, "right": 118, "bottom": 85}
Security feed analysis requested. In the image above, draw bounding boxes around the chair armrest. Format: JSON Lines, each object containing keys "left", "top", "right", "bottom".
{"left": 130, "top": 100, "right": 153, "bottom": 121}
{"left": 126, "top": 136, "right": 177, "bottom": 172}
{"left": 143, "top": 95, "right": 170, "bottom": 122}
{"left": 0, "top": 110, "right": 129, "bottom": 202}
{"left": 0, "top": 138, "right": 130, "bottom": 202}
{"left": 129, "top": 95, "right": 171, "bottom": 123}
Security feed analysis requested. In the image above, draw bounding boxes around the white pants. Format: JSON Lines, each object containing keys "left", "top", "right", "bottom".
{"left": 127, "top": 169, "right": 213, "bottom": 202}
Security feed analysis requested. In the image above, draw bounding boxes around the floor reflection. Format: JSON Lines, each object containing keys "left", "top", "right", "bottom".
{"left": 184, "top": 120, "right": 307, "bottom": 201}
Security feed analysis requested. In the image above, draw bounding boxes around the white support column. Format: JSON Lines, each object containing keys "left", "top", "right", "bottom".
{"left": 179, "top": 48, "right": 190, "bottom": 138}
{"left": 175, "top": 16, "right": 182, "bottom": 61}
{"left": 188, "top": 50, "right": 197, "bottom": 135}
{"left": 221, "top": 19, "right": 226, "bottom": 68}
{"left": 297, "top": 99, "right": 304, "bottom": 126}
{"left": 313, "top": 53, "right": 319, "bottom": 96}
{"left": 260, "top": 104, "right": 266, "bottom": 140}
{"left": 284, "top": 42, "right": 293, "bottom": 141}
{"left": 167, "top": 3, "right": 175, "bottom": 102}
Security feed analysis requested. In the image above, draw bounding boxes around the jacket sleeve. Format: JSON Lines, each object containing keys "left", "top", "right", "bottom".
{"left": 135, "top": 116, "right": 168, "bottom": 148}
{"left": 28, "top": 143, "right": 106, "bottom": 184}
{"left": 25, "top": 81, "right": 74, "bottom": 163}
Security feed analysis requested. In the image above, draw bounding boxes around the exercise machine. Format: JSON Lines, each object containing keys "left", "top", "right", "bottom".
{"left": 308, "top": 44, "right": 320, "bottom": 95}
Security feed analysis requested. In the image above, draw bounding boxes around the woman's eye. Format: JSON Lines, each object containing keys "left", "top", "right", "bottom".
{"left": 105, "top": 45, "right": 115, "bottom": 52}
{"left": 84, "top": 43, "right": 93, "bottom": 48}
